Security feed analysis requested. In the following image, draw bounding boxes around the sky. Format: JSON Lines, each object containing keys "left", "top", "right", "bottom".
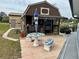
{"left": 0, "top": 0, "right": 72, "bottom": 18}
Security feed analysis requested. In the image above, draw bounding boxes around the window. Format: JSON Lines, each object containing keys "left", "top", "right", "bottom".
{"left": 41, "top": 7, "right": 49, "bottom": 15}
{"left": 53, "top": 20, "right": 59, "bottom": 25}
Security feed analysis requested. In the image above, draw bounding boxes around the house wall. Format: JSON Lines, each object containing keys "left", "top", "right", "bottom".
{"left": 73, "top": 0, "right": 79, "bottom": 16}
{"left": 69, "top": 0, "right": 79, "bottom": 16}
{"left": 9, "top": 15, "right": 21, "bottom": 28}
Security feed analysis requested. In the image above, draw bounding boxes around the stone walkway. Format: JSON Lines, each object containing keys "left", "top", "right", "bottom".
{"left": 20, "top": 35, "right": 64, "bottom": 59}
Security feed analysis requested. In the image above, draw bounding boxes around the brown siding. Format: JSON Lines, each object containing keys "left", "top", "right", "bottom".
{"left": 26, "top": 2, "right": 60, "bottom": 16}
{"left": 23, "top": 1, "right": 61, "bottom": 35}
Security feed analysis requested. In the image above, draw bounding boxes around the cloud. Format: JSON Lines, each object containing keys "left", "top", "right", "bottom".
{"left": 0, "top": 0, "right": 25, "bottom": 13}
{"left": 0, "top": 0, "right": 72, "bottom": 18}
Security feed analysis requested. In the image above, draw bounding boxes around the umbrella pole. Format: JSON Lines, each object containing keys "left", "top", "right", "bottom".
{"left": 35, "top": 24, "right": 38, "bottom": 33}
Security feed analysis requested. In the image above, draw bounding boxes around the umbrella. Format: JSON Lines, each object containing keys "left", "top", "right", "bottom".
{"left": 26, "top": 32, "right": 45, "bottom": 38}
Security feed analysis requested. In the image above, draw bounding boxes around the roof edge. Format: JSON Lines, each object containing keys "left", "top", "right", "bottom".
{"left": 23, "top": 1, "right": 58, "bottom": 16}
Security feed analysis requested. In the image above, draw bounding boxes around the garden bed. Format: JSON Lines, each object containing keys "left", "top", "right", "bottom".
{"left": 8, "top": 29, "right": 20, "bottom": 39}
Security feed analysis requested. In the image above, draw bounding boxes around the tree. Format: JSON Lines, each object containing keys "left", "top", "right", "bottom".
{"left": 0, "top": 12, "right": 8, "bottom": 22}
{"left": 0, "top": 12, "right": 7, "bottom": 17}
{"left": 2, "top": 16, "right": 9, "bottom": 23}
{"left": 0, "top": 16, "right": 2, "bottom": 22}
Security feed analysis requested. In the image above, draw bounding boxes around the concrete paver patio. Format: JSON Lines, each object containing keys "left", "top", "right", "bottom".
{"left": 20, "top": 35, "right": 64, "bottom": 59}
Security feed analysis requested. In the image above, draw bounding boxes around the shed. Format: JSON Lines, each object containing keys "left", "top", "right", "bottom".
{"left": 9, "top": 12, "right": 22, "bottom": 28}
{"left": 21, "top": 1, "right": 67, "bottom": 35}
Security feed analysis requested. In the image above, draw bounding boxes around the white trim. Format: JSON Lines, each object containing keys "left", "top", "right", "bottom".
{"left": 41, "top": 7, "right": 50, "bottom": 15}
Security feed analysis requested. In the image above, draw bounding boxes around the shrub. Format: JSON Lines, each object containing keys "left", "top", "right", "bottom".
{"left": 65, "top": 29, "right": 71, "bottom": 34}
{"left": 60, "top": 27, "right": 71, "bottom": 34}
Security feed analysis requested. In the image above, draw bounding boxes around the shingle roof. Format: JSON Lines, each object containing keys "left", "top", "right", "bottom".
{"left": 9, "top": 12, "right": 23, "bottom": 16}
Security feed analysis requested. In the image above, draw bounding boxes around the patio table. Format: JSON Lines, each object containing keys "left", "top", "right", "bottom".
{"left": 26, "top": 32, "right": 45, "bottom": 40}
{"left": 26, "top": 32, "right": 45, "bottom": 47}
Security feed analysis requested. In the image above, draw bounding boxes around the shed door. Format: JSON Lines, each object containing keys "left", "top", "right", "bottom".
{"left": 45, "top": 20, "right": 52, "bottom": 33}
{"left": 11, "top": 19, "right": 16, "bottom": 28}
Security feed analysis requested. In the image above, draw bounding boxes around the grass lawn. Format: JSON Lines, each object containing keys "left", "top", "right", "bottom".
{"left": 8, "top": 29, "right": 20, "bottom": 39}
{"left": 0, "top": 23, "right": 21, "bottom": 59}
